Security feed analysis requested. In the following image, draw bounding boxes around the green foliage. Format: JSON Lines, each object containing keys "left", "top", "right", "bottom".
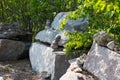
{"left": 60, "top": 0, "right": 120, "bottom": 54}
{"left": 64, "top": 31, "right": 93, "bottom": 55}
{"left": 0, "top": 0, "right": 80, "bottom": 41}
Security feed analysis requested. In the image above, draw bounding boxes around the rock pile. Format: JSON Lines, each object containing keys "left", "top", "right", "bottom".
{"left": 60, "top": 31, "right": 120, "bottom": 80}
{"left": 29, "top": 12, "right": 89, "bottom": 80}
{"left": 60, "top": 54, "right": 98, "bottom": 80}
{"left": 83, "top": 41, "right": 120, "bottom": 80}
{"left": 0, "top": 23, "right": 32, "bottom": 61}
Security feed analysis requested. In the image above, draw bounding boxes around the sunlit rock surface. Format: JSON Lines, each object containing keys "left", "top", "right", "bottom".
{"left": 30, "top": 42, "right": 77, "bottom": 80}
{"left": 84, "top": 42, "right": 120, "bottom": 80}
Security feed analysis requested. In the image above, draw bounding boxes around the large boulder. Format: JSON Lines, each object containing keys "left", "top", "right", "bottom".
{"left": 83, "top": 41, "right": 120, "bottom": 80}
{"left": 60, "top": 56, "right": 98, "bottom": 80}
{"left": 0, "top": 23, "right": 32, "bottom": 59}
{"left": 35, "top": 30, "right": 67, "bottom": 46}
{"left": 51, "top": 12, "right": 69, "bottom": 30}
{"left": 0, "top": 23, "right": 32, "bottom": 40}
{"left": 29, "top": 42, "right": 78, "bottom": 80}
{"left": 29, "top": 42, "right": 55, "bottom": 79}
{"left": 0, "top": 39, "right": 25, "bottom": 61}
{"left": 35, "top": 12, "right": 88, "bottom": 46}
{"left": 35, "top": 12, "right": 69, "bottom": 46}
{"left": 35, "top": 29, "right": 59, "bottom": 45}
{"left": 64, "top": 17, "right": 88, "bottom": 32}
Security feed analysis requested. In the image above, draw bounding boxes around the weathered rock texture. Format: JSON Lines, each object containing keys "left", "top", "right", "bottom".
{"left": 0, "top": 23, "right": 31, "bottom": 40}
{"left": 30, "top": 12, "right": 89, "bottom": 80}
{"left": 0, "top": 39, "right": 25, "bottom": 61}
{"left": 83, "top": 41, "right": 120, "bottom": 80}
{"left": 93, "top": 31, "right": 114, "bottom": 47}
{"left": 64, "top": 17, "right": 88, "bottom": 32}
{"left": 60, "top": 56, "right": 98, "bottom": 80}
{"left": 29, "top": 42, "right": 78, "bottom": 80}
{"left": 29, "top": 42, "right": 55, "bottom": 79}
{"left": 35, "top": 12, "right": 88, "bottom": 47}
{"left": 35, "top": 12, "right": 68, "bottom": 46}
{"left": 0, "top": 23, "right": 32, "bottom": 60}
{"left": 51, "top": 12, "right": 69, "bottom": 30}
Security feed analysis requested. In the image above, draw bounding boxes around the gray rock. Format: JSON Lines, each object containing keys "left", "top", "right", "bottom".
{"left": 35, "top": 12, "right": 69, "bottom": 46}
{"left": 107, "top": 41, "right": 115, "bottom": 50}
{"left": 51, "top": 35, "right": 61, "bottom": 49}
{"left": 35, "top": 12, "right": 88, "bottom": 46}
{"left": 51, "top": 12, "right": 69, "bottom": 30}
{"left": 83, "top": 41, "right": 120, "bottom": 80}
{"left": 64, "top": 17, "right": 89, "bottom": 32}
{"left": 29, "top": 42, "right": 54, "bottom": 79}
{"left": 29, "top": 42, "right": 78, "bottom": 80}
{"left": 0, "top": 39, "right": 25, "bottom": 61}
{"left": 40, "top": 71, "right": 51, "bottom": 79}
{"left": 93, "top": 31, "right": 114, "bottom": 47}
{"left": 60, "top": 71, "right": 96, "bottom": 80}
{"left": 35, "top": 29, "right": 59, "bottom": 44}
{"left": 67, "top": 58, "right": 82, "bottom": 73}
{"left": 35, "top": 29, "right": 67, "bottom": 46}
{"left": 60, "top": 59, "right": 96, "bottom": 80}
{"left": 57, "top": 30, "right": 68, "bottom": 46}
{"left": 0, "top": 23, "right": 32, "bottom": 41}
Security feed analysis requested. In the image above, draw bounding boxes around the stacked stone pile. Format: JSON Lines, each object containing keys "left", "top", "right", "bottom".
{"left": 0, "top": 23, "right": 32, "bottom": 61}
{"left": 29, "top": 12, "right": 88, "bottom": 80}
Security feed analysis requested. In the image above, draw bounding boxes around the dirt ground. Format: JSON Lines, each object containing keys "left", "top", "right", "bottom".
{"left": 0, "top": 59, "right": 42, "bottom": 80}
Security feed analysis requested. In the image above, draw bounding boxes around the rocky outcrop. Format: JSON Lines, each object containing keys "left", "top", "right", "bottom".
{"left": 60, "top": 56, "right": 98, "bottom": 80}
{"left": 60, "top": 41, "right": 120, "bottom": 80}
{"left": 93, "top": 31, "right": 120, "bottom": 52}
{"left": 29, "top": 42, "right": 78, "bottom": 80}
{"left": 64, "top": 17, "right": 88, "bottom": 32}
{"left": 35, "top": 12, "right": 88, "bottom": 46}
{"left": 93, "top": 31, "right": 114, "bottom": 47}
{"left": 35, "top": 12, "right": 68, "bottom": 46}
{"left": 60, "top": 31, "right": 120, "bottom": 80}
{"left": 0, "top": 23, "right": 31, "bottom": 40}
{"left": 0, "top": 39, "right": 25, "bottom": 61}
{"left": 29, "top": 42, "right": 55, "bottom": 79}
{"left": 83, "top": 41, "right": 120, "bottom": 80}
{"left": 0, "top": 23, "right": 32, "bottom": 60}
{"left": 51, "top": 12, "right": 69, "bottom": 30}
{"left": 30, "top": 12, "right": 89, "bottom": 80}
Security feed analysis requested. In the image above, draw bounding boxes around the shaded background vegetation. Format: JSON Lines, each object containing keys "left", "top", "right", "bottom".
{"left": 0, "top": 0, "right": 120, "bottom": 54}
{"left": 60, "top": 0, "right": 120, "bottom": 54}
{"left": 0, "top": 0, "right": 80, "bottom": 33}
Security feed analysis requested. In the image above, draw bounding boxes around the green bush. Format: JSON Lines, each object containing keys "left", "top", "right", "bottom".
{"left": 60, "top": 0, "right": 120, "bottom": 54}
{"left": 64, "top": 31, "right": 93, "bottom": 55}
{"left": 0, "top": 0, "right": 80, "bottom": 41}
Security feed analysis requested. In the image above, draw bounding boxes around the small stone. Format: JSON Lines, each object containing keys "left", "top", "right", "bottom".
{"left": 73, "top": 67, "right": 82, "bottom": 73}
{"left": 107, "top": 41, "right": 115, "bottom": 50}
{"left": 40, "top": 71, "right": 51, "bottom": 79}
{"left": 50, "top": 42, "right": 58, "bottom": 49}
{"left": 93, "top": 31, "right": 114, "bottom": 46}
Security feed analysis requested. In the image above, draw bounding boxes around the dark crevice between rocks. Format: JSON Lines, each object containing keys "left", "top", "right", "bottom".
{"left": 36, "top": 40, "right": 64, "bottom": 52}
